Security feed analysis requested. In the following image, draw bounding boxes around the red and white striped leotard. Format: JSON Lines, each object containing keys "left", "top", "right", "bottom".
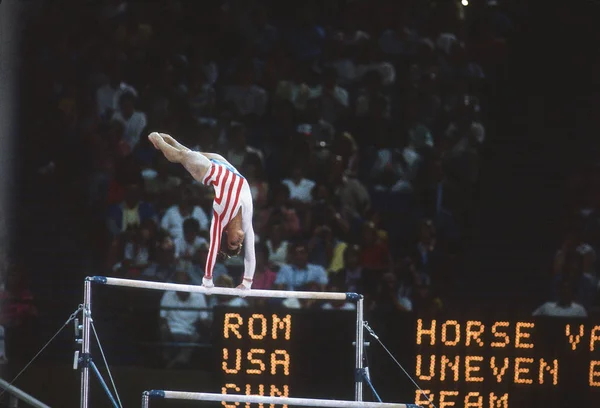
{"left": 202, "top": 158, "right": 256, "bottom": 286}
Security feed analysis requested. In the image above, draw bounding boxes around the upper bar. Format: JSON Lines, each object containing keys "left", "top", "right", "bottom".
{"left": 144, "top": 390, "right": 419, "bottom": 408}
{"left": 88, "top": 276, "right": 362, "bottom": 302}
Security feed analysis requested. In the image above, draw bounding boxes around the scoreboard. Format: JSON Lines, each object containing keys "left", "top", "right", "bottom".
{"left": 213, "top": 308, "right": 600, "bottom": 408}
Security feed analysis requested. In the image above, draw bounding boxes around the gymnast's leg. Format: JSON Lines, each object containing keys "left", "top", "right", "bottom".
{"left": 148, "top": 132, "right": 212, "bottom": 183}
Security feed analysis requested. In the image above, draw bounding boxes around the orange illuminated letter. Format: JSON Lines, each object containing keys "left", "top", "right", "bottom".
{"left": 224, "top": 313, "right": 243, "bottom": 339}
{"left": 539, "top": 359, "right": 558, "bottom": 385}
{"left": 565, "top": 324, "right": 585, "bottom": 351}
{"left": 441, "top": 321, "right": 461, "bottom": 346}
{"left": 222, "top": 384, "right": 241, "bottom": 408}
{"left": 222, "top": 348, "right": 242, "bottom": 374}
{"left": 245, "top": 384, "right": 264, "bottom": 408}
{"left": 489, "top": 393, "right": 509, "bottom": 408}
{"left": 515, "top": 322, "right": 534, "bottom": 349}
{"left": 514, "top": 357, "right": 534, "bottom": 384}
{"left": 591, "top": 326, "right": 600, "bottom": 351}
{"left": 464, "top": 392, "right": 483, "bottom": 408}
{"left": 416, "top": 355, "right": 436, "bottom": 380}
{"left": 491, "top": 322, "right": 510, "bottom": 348}
{"left": 439, "top": 391, "right": 459, "bottom": 408}
{"left": 271, "top": 350, "right": 291, "bottom": 375}
{"left": 269, "top": 385, "right": 289, "bottom": 408}
{"left": 246, "top": 349, "right": 266, "bottom": 375}
{"left": 440, "top": 355, "right": 460, "bottom": 382}
{"left": 590, "top": 361, "right": 600, "bottom": 386}
{"left": 272, "top": 314, "right": 292, "bottom": 340}
{"left": 466, "top": 321, "right": 485, "bottom": 347}
{"left": 249, "top": 314, "right": 268, "bottom": 340}
{"left": 490, "top": 357, "right": 510, "bottom": 383}
{"left": 415, "top": 390, "right": 434, "bottom": 407}
{"left": 417, "top": 319, "right": 436, "bottom": 345}
{"left": 465, "top": 356, "right": 484, "bottom": 382}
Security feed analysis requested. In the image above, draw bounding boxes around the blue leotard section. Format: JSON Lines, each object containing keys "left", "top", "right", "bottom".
{"left": 210, "top": 158, "right": 245, "bottom": 179}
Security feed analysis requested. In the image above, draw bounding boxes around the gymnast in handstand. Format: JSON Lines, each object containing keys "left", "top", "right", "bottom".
{"left": 148, "top": 132, "right": 255, "bottom": 289}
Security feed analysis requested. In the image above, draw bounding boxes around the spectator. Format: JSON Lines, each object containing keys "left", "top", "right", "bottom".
{"left": 297, "top": 98, "right": 335, "bottom": 148}
{"left": 187, "top": 70, "right": 217, "bottom": 120}
{"left": 210, "top": 275, "right": 249, "bottom": 308}
{"left": 315, "top": 67, "right": 349, "bottom": 125}
{"left": 411, "top": 280, "right": 444, "bottom": 316}
{"left": 258, "top": 183, "right": 301, "bottom": 238}
{"left": 142, "top": 231, "right": 177, "bottom": 282}
{"left": 412, "top": 219, "right": 442, "bottom": 278}
{"left": 553, "top": 227, "right": 596, "bottom": 277}
{"left": 327, "top": 155, "right": 370, "bottom": 220}
{"left": 242, "top": 154, "right": 269, "bottom": 209}
{"left": 96, "top": 65, "right": 137, "bottom": 120}
{"left": 251, "top": 243, "right": 277, "bottom": 290}
{"left": 371, "top": 272, "right": 412, "bottom": 312}
{"left": 174, "top": 218, "right": 208, "bottom": 261}
{"left": 308, "top": 224, "right": 347, "bottom": 272}
{"left": 282, "top": 163, "right": 317, "bottom": 205}
{"left": 107, "top": 182, "right": 158, "bottom": 237}
{"left": 534, "top": 279, "right": 588, "bottom": 318}
{"left": 360, "top": 221, "right": 391, "bottom": 272}
{"left": 322, "top": 278, "right": 357, "bottom": 311}
{"left": 551, "top": 252, "right": 597, "bottom": 310}
{"left": 111, "top": 92, "right": 148, "bottom": 151}
{"left": 223, "top": 64, "right": 268, "bottom": 117}
{"left": 161, "top": 187, "right": 210, "bottom": 241}
{"left": 226, "top": 124, "right": 264, "bottom": 170}
{"left": 275, "top": 242, "right": 328, "bottom": 291}
{"left": 142, "top": 155, "right": 183, "bottom": 209}
{"left": 159, "top": 267, "right": 210, "bottom": 368}
{"left": 334, "top": 244, "right": 365, "bottom": 294}
{"left": 120, "top": 225, "right": 153, "bottom": 276}
{"left": 265, "top": 222, "right": 290, "bottom": 269}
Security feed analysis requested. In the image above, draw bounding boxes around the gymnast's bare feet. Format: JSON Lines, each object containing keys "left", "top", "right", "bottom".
{"left": 148, "top": 132, "right": 188, "bottom": 163}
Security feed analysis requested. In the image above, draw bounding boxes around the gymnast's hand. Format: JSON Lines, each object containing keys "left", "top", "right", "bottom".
{"left": 202, "top": 276, "right": 214, "bottom": 288}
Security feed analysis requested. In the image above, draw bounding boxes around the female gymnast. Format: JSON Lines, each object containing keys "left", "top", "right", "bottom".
{"left": 148, "top": 132, "right": 255, "bottom": 289}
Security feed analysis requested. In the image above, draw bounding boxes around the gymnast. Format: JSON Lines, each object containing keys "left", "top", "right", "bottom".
{"left": 148, "top": 132, "right": 255, "bottom": 290}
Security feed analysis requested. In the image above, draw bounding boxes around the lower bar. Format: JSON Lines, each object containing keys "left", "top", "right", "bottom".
{"left": 144, "top": 390, "right": 419, "bottom": 408}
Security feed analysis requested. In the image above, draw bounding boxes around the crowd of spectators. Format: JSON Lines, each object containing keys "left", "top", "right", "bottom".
{"left": 533, "top": 166, "right": 600, "bottom": 317}
{"left": 18, "top": 0, "right": 515, "bottom": 365}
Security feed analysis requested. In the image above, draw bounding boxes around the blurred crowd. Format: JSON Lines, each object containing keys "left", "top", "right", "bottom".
{"left": 15, "top": 0, "right": 517, "bottom": 365}
{"left": 533, "top": 166, "right": 600, "bottom": 318}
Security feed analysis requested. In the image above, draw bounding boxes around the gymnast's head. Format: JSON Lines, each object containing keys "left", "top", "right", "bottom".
{"left": 222, "top": 210, "right": 244, "bottom": 258}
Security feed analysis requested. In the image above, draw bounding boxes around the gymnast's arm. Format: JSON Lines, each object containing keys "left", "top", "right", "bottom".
{"left": 240, "top": 212, "right": 257, "bottom": 289}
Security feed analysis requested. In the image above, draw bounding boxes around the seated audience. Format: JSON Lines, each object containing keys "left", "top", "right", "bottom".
{"left": 159, "top": 267, "right": 211, "bottom": 368}
{"left": 275, "top": 243, "right": 328, "bottom": 291}
{"left": 174, "top": 219, "right": 208, "bottom": 261}
{"left": 534, "top": 279, "right": 588, "bottom": 318}
{"left": 161, "top": 187, "right": 210, "bottom": 240}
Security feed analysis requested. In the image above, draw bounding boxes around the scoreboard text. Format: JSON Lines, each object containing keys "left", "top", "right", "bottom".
{"left": 220, "top": 312, "right": 292, "bottom": 407}
{"left": 413, "top": 319, "right": 600, "bottom": 407}
{"left": 214, "top": 308, "right": 600, "bottom": 408}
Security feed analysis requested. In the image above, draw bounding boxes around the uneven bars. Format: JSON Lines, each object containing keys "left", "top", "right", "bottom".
{"left": 88, "top": 276, "right": 361, "bottom": 301}
{"left": 0, "top": 378, "right": 51, "bottom": 408}
{"left": 142, "top": 390, "right": 420, "bottom": 408}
